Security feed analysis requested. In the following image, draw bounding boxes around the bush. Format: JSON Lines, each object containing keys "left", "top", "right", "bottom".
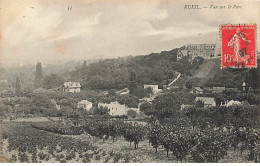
{"left": 18, "top": 152, "right": 29, "bottom": 163}
{"left": 60, "top": 159, "right": 67, "bottom": 163}
{"left": 113, "top": 153, "right": 122, "bottom": 163}
{"left": 82, "top": 157, "right": 91, "bottom": 163}
{"left": 124, "top": 153, "right": 130, "bottom": 163}
{"left": 95, "top": 154, "right": 101, "bottom": 160}
{"left": 32, "top": 152, "right": 37, "bottom": 163}
{"left": 127, "top": 109, "right": 137, "bottom": 118}
{"left": 10, "top": 154, "right": 17, "bottom": 162}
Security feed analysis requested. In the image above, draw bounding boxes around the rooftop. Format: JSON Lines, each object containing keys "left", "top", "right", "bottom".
{"left": 195, "top": 97, "right": 215, "bottom": 105}
{"left": 63, "top": 82, "right": 81, "bottom": 88}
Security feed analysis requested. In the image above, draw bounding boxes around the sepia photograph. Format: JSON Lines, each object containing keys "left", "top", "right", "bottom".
{"left": 0, "top": 0, "right": 260, "bottom": 163}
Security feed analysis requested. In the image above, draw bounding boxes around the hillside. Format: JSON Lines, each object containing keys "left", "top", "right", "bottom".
{"left": 70, "top": 48, "right": 205, "bottom": 91}
{"left": 177, "top": 57, "right": 260, "bottom": 90}
{"left": 192, "top": 58, "right": 221, "bottom": 86}
{"left": 202, "top": 59, "right": 260, "bottom": 90}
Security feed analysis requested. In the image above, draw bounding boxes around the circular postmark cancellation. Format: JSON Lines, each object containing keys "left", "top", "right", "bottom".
{"left": 220, "top": 24, "right": 257, "bottom": 68}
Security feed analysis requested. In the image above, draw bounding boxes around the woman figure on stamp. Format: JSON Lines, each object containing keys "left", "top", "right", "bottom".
{"left": 228, "top": 28, "right": 250, "bottom": 64}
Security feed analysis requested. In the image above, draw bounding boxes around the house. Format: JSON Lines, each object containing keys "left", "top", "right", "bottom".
{"left": 62, "top": 82, "right": 81, "bottom": 93}
{"left": 190, "top": 87, "right": 203, "bottom": 94}
{"left": 180, "top": 104, "right": 193, "bottom": 111}
{"left": 98, "top": 101, "right": 128, "bottom": 116}
{"left": 98, "top": 101, "right": 139, "bottom": 116}
{"left": 51, "top": 99, "right": 61, "bottom": 110}
{"left": 177, "top": 44, "right": 216, "bottom": 60}
{"left": 77, "top": 100, "right": 93, "bottom": 111}
{"left": 212, "top": 86, "right": 225, "bottom": 93}
{"left": 144, "top": 85, "right": 162, "bottom": 94}
{"left": 221, "top": 100, "right": 242, "bottom": 107}
{"left": 195, "top": 97, "right": 216, "bottom": 108}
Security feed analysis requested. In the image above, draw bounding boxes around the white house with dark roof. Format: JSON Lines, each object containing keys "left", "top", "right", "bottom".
{"left": 195, "top": 97, "right": 216, "bottom": 108}
{"left": 62, "top": 82, "right": 81, "bottom": 93}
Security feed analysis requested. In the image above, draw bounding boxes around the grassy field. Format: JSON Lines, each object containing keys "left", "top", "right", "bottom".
{"left": 192, "top": 58, "right": 221, "bottom": 86}
{"left": 0, "top": 121, "right": 252, "bottom": 163}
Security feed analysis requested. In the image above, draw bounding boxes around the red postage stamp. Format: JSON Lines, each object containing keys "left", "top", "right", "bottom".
{"left": 221, "top": 24, "right": 256, "bottom": 68}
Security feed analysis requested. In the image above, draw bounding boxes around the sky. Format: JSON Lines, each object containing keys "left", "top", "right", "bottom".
{"left": 0, "top": 0, "right": 260, "bottom": 66}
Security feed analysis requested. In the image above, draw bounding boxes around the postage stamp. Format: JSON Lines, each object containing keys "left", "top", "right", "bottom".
{"left": 220, "top": 24, "right": 256, "bottom": 68}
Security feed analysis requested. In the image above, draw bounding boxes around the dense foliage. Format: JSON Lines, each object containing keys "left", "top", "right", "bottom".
{"left": 204, "top": 59, "right": 260, "bottom": 90}
{"left": 70, "top": 50, "right": 202, "bottom": 90}
{"left": 83, "top": 118, "right": 147, "bottom": 148}
{"left": 31, "top": 121, "right": 84, "bottom": 135}
{"left": 2, "top": 122, "right": 97, "bottom": 163}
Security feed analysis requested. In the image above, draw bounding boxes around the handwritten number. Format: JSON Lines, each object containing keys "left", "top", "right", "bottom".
{"left": 68, "top": 6, "right": 72, "bottom": 11}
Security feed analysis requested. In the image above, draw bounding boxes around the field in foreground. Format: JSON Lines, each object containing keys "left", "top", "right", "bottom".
{"left": 0, "top": 121, "right": 253, "bottom": 163}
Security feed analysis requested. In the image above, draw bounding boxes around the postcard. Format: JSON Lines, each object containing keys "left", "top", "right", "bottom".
{"left": 0, "top": 0, "right": 259, "bottom": 163}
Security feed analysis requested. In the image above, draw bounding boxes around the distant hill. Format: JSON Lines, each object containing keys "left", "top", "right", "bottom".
{"left": 70, "top": 48, "right": 203, "bottom": 90}
{"left": 71, "top": 48, "right": 213, "bottom": 90}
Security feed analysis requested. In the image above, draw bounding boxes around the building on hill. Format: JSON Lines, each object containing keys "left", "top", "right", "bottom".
{"left": 190, "top": 87, "right": 203, "bottom": 94}
{"left": 195, "top": 97, "right": 216, "bottom": 108}
{"left": 98, "top": 101, "right": 139, "bottom": 116}
{"left": 62, "top": 82, "right": 81, "bottom": 93}
{"left": 77, "top": 100, "right": 93, "bottom": 111}
{"left": 177, "top": 44, "right": 216, "bottom": 60}
{"left": 144, "top": 85, "right": 162, "bottom": 94}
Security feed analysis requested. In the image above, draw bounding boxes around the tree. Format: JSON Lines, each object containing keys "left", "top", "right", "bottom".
{"left": 18, "top": 152, "right": 29, "bottom": 163}
{"left": 15, "top": 77, "right": 22, "bottom": 97}
{"left": 34, "top": 62, "right": 43, "bottom": 89}
{"left": 149, "top": 124, "right": 161, "bottom": 153}
{"left": 127, "top": 109, "right": 137, "bottom": 118}
{"left": 93, "top": 106, "right": 109, "bottom": 115}
{"left": 108, "top": 89, "right": 117, "bottom": 97}
{"left": 192, "top": 57, "right": 204, "bottom": 69}
{"left": 30, "top": 93, "right": 56, "bottom": 115}
{"left": 195, "top": 100, "right": 204, "bottom": 108}
{"left": 83, "top": 60, "right": 87, "bottom": 68}
{"left": 43, "top": 74, "right": 65, "bottom": 89}
{"left": 152, "top": 93, "right": 182, "bottom": 119}
{"left": 191, "top": 128, "right": 229, "bottom": 163}
{"left": 185, "top": 80, "right": 192, "bottom": 89}
{"left": 140, "top": 102, "right": 154, "bottom": 116}
{"left": 129, "top": 71, "right": 137, "bottom": 94}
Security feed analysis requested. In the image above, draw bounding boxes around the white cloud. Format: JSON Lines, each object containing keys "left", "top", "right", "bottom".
{"left": 146, "top": 9, "right": 169, "bottom": 21}
{"left": 46, "top": 12, "right": 102, "bottom": 42}
{"left": 138, "top": 20, "right": 217, "bottom": 42}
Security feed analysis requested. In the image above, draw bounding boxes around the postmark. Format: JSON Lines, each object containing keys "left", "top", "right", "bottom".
{"left": 220, "top": 24, "right": 256, "bottom": 68}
